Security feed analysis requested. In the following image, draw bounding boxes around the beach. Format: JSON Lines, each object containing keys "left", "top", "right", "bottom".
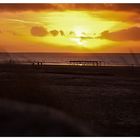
{"left": 1, "top": 2, "right": 140, "bottom": 137}
{"left": 0, "top": 64, "right": 140, "bottom": 136}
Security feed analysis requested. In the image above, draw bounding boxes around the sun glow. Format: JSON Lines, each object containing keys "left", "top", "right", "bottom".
{"left": 0, "top": 8, "right": 134, "bottom": 52}
{"left": 39, "top": 11, "right": 130, "bottom": 51}
{"left": 75, "top": 31, "right": 83, "bottom": 37}
{"left": 70, "top": 38, "right": 85, "bottom": 46}
{"left": 73, "top": 27, "right": 87, "bottom": 37}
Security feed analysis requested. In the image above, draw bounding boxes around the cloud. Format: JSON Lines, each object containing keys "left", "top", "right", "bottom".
{"left": 56, "top": 4, "right": 140, "bottom": 14}
{"left": 99, "top": 27, "right": 140, "bottom": 41}
{"left": 31, "top": 26, "right": 48, "bottom": 37}
{"left": 30, "top": 27, "right": 65, "bottom": 37}
{"left": 0, "top": 4, "right": 140, "bottom": 14}
{"left": 50, "top": 30, "right": 59, "bottom": 36}
{"left": 0, "top": 4, "right": 58, "bottom": 12}
{"left": 80, "top": 36, "right": 93, "bottom": 41}
{"left": 69, "top": 31, "right": 75, "bottom": 36}
{"left": 60, "top": 30, "right": 65, "bottom": 36}
{"left": 5, "top": 18, "right": 41, "bottom": 25}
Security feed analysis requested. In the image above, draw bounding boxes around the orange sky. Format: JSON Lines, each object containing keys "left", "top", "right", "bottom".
{"left": 0, "top": 4, "right": 140, "bottom": 53}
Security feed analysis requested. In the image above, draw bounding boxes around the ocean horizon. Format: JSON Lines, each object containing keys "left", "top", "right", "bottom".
{"left": 0, "top": 52, "right": 140, "bottom": 66}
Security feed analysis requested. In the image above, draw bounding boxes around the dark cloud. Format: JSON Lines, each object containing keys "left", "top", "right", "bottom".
{"left": 80, "top": 36, "right": 93, "bottom": 41}
{"left": 58, "top": 4, "right": 140, "bottom": 14}
{"left": 50, "top": 30, "right": 59, "bottom": 36}
{"left": 31, "top": 26, "right": 48, "bottom": 37}
{"left": 30, "top": 27, "right": 64, "bottom": 37}
{"left": 69, "top": 31, "right": 75, "bottom": 36}
{"left": 0, "top": 4, "right": 140, "bottom": 14}
{"left": 60, "top": 30, "right": 65, "bottom": 36}
{"left": 99, "top": 27, "right": 140, "bottom": 41}
{"left": 0, "top": 4, "right": 59, "bottom": 12}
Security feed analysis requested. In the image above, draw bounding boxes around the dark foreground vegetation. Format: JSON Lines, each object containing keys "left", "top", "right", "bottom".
{"left": 0, "top": 63, "right": 140, "bottom": 136}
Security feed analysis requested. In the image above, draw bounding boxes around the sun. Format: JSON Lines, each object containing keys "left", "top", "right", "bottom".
{"left": 70, "top": 27, "right": 87, "bottom": 46}
{"left": 75, "top": 30, "right": 83, "bottom": 36}
{"left": 74, "top": 27, "right": 87, "bottom": 37}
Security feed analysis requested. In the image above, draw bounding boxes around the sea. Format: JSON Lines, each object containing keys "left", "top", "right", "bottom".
{"left": 0, "top": 53, "right": 140, "bottom": 66}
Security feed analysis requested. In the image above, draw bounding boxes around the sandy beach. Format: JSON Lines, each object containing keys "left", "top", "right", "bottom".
{"left": 0, "top": 64, "right": 140, "bottom": 136}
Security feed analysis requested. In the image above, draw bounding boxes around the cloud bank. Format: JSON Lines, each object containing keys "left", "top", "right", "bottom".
{"left": 0, "top": 4, "right": 140, "bottom": 14}
{"left": 99, "top": 27, "right": 140, "bottom": 41}
{"left": 30, "top": 26, "right": 65, "bottom": 37}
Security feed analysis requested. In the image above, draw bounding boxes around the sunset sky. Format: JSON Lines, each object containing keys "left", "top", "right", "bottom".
{"left": 0, "top": 4, "right": 140, "bottom": 53}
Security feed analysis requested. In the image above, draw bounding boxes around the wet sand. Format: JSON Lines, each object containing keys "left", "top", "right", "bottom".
{"left": 0, "top": 64, "right": 140, "bottom": 136}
